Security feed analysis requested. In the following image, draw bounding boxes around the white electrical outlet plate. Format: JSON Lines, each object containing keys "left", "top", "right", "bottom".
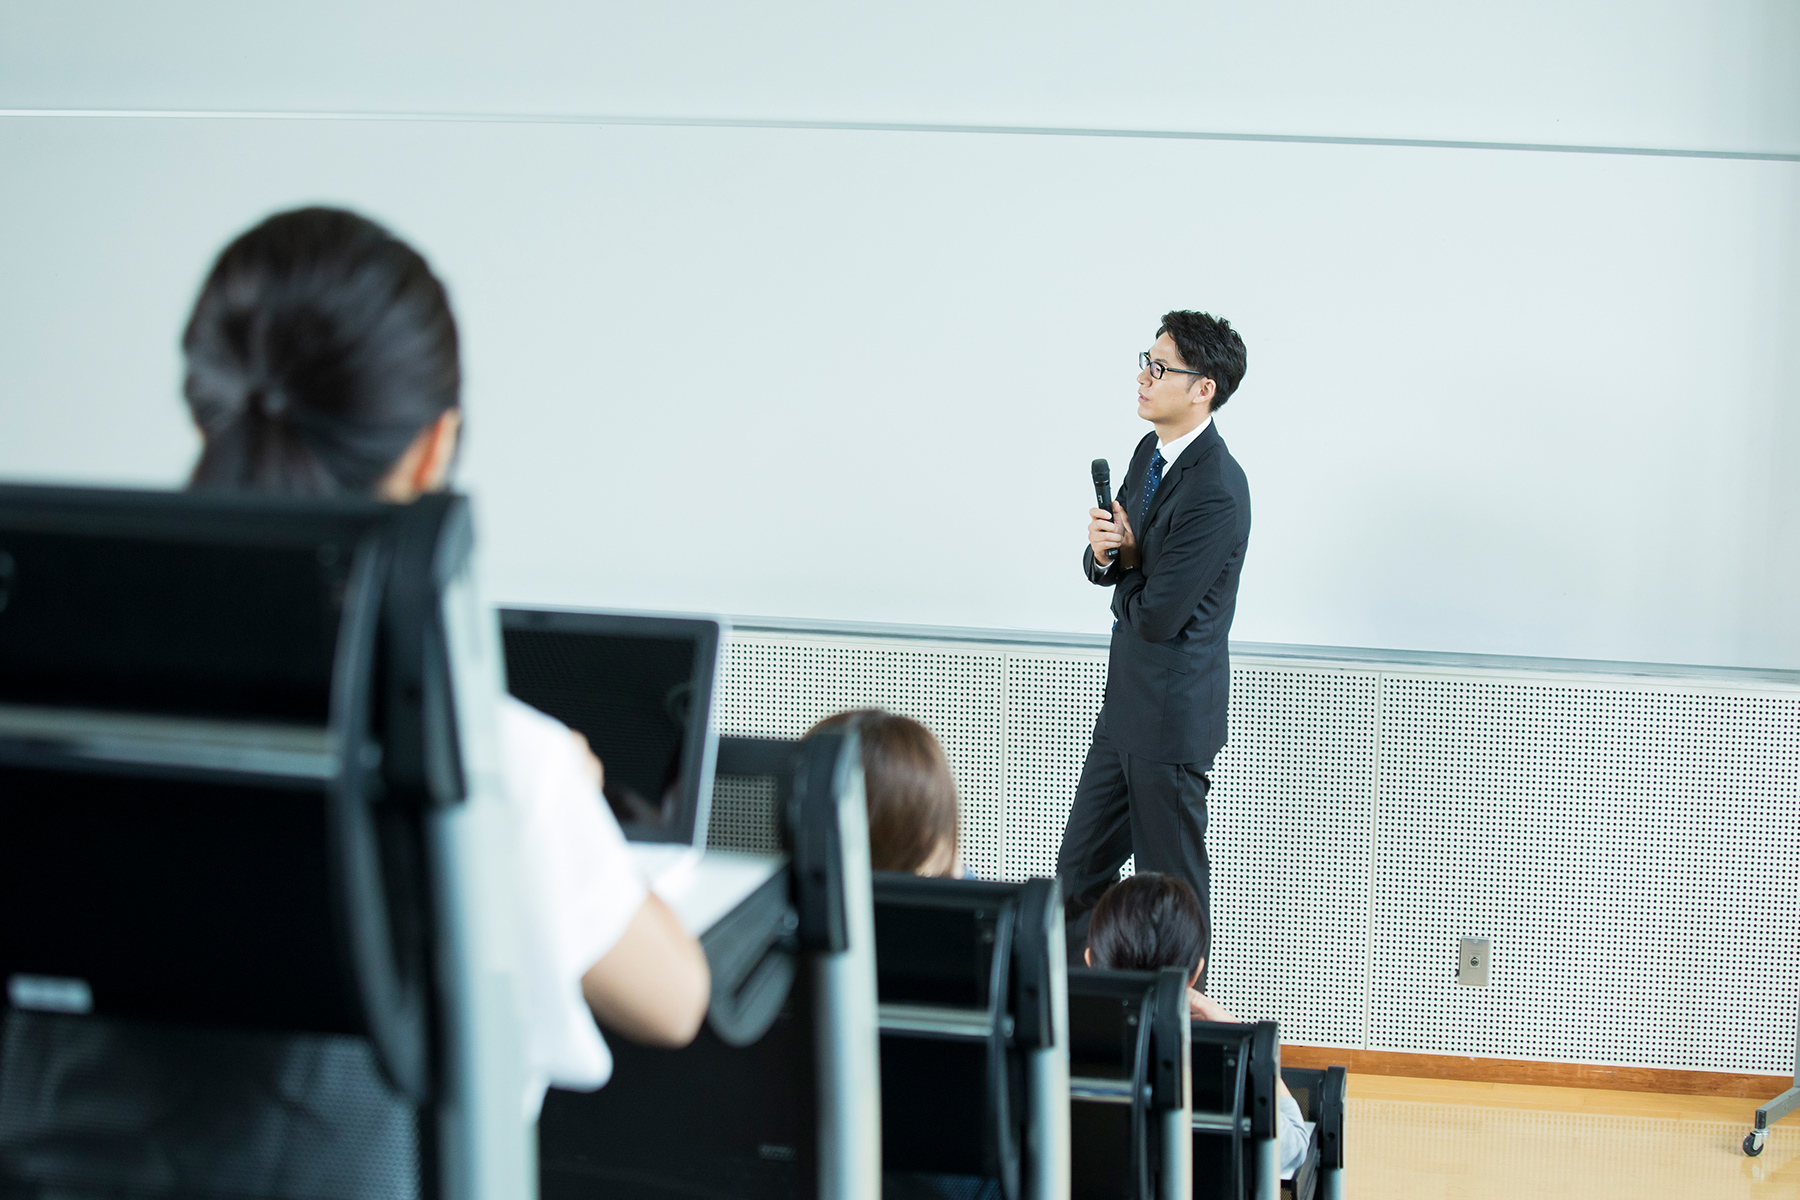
{"left": 1458, "top": 937, "right": 1491, "bottom": 987}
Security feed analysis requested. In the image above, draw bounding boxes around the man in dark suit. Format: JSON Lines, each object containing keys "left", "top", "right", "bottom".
{"left": 1058, "top": 310, "right": 1251, "bottom": 986}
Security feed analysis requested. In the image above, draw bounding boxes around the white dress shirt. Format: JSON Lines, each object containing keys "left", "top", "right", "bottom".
{"left": 1150, "top": 415, "right": 1211, "bottom": 479}
{"left": 1278, "top": 1088, "right": 1316, "bottom": 1178}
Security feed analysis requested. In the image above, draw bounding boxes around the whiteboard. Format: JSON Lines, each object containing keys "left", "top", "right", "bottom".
{"left": 0, "top": 114, "right": 1795, "bottom": 668}
{"left": 4, "top": 1, "right": 1796, "bottom": 155}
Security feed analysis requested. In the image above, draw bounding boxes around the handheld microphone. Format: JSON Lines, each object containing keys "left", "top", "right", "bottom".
{"left": 1091, "top": 459, "right": 1115, "bottom": 565}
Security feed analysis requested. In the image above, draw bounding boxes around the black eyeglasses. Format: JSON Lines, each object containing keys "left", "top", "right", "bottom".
{"left": 1140, "top": 351, "right": 1205, "bottom": 381}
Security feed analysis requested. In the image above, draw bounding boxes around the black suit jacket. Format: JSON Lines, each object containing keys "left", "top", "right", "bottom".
{"left": 1083, "top": 421, "right": 1251, "bottom": 765}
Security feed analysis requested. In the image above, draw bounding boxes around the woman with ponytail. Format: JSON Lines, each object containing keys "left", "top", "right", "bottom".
{"left": 181, "top": 206, "right": 463, "bottom": 499}
{"left": 0, "top": 207, "right": 706, "bottom": 1200}
{"left": 177, "top": 207, "right": 710, "bottom": 1075}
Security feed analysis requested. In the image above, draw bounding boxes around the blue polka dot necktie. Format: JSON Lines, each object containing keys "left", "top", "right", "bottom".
{"left": 1141, "top": 448, "right": 1166, "bottom": 518}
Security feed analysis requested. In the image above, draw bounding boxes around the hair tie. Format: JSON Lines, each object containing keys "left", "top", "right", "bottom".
{"left": 252, "top": 386, "right": 289, "bottom": 419}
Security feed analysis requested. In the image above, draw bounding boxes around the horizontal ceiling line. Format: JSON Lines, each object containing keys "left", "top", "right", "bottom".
{"left": 3, "top": 107, "right": 1796, "bottom": 163}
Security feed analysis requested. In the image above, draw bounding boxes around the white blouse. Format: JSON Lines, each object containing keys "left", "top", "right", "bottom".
{"left": 498, "top": 695, "right": 647, "bottom": 1113}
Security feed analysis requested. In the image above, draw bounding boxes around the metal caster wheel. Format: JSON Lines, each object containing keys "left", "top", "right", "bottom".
{"left": 1744, "top": 1131, "right": 1766, "bottom": 1157}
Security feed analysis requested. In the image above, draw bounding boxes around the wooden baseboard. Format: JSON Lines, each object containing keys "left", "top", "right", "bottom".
{"left": 1279, "top": 1044, "right": 1794, "bottom": 1099}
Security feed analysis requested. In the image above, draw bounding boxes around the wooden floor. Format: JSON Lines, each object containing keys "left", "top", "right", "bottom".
{"left": 1347, "top": 1075, "right": 1796, "bottom": 1199}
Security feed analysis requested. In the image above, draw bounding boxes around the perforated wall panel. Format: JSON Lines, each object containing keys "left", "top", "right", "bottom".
{"left": 1371, "top": 676, "right": 1800, "bottom": 1072}
{"left": 1202, "top": 666, "right": 1378, "bottom": 1048}
{"left": 711, "top": 624, "right": 1800, "bottom": 1075}
{"left": 999, "top": 653, "right": 1107, "bottom": 881}
{"left": 710, "top": 635, "right": 1007, "bottom": 878}
{"left": 706, "top": 774, "right": 781, "bottom": 856}
{"left": 996, "top": 655, "right": 1378, "bottom": 1047}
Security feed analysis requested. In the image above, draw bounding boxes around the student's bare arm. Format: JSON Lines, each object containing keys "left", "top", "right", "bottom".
{"left": 581, "top": 894, "right": 710, "bottom": 1047}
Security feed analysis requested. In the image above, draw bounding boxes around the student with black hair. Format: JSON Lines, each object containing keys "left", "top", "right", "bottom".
{"left": 1085, "top": 872, "right": 1312, "bottom": 1179}
{"left": 180, "top": 207, "right": 710, "bottom": 1082}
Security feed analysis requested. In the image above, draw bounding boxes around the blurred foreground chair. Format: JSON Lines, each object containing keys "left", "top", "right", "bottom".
{"left": 0, "top": 483, "right": 530, "bottom": 1200}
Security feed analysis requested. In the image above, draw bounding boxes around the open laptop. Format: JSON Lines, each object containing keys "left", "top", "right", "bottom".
{"left": 500, "top": 608, "right": 723, "bottom": 893}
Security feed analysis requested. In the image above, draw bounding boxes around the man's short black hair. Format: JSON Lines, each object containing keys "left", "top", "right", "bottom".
{"left": 1086, "top": 872, "right": 1208, "bottom": 977}
{"left": 1157, "top": 310, "right": 1247, "bottom": 411}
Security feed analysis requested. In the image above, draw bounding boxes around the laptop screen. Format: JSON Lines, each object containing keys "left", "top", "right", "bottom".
{"left": 500, "top": 609, "right": 722, "bottom": 846}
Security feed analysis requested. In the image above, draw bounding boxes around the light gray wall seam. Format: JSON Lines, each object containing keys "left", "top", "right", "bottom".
{"left": 2, "top": 108, "right": 1796, "bottom": 163}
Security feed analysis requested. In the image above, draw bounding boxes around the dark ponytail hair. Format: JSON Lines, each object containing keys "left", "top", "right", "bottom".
{"left": 182, "top": 206, "right": 460, "bottom": 495}
{"left": 1087, "top": 872, "right": 1207, "bottom": 978}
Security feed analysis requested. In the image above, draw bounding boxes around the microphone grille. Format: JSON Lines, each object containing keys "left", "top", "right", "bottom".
{"left": 1091, "top": 458, "right": 1110, "bottom": 483}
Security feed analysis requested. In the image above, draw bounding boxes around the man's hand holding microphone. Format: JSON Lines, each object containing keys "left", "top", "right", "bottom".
{"left": 1088, "top": 457, "right": 1139, "bottom": 570}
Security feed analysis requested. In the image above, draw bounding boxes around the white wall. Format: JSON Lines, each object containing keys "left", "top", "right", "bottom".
{"left": 5, "top": 1, "right": 1798, "bottom": 154}
{"left": 1, "top": 4, "right": 1797, "bottom": 668}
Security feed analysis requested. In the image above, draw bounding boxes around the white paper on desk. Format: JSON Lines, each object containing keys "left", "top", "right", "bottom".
{"left": 646, "top": 849, "right": 701, "bottom": 901}
{"left": 637, "top": 850, "right": 785, "bottom": 937}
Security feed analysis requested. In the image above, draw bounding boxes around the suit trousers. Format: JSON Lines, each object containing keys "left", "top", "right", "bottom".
{"left": 1056, "top": 711, "right": 1212, "bottom": 989}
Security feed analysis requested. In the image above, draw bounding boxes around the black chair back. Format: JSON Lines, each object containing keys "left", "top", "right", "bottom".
{"left": 873, "top": 874, "right": 1064, "bottom": 1200}
{"left": 1188, "top": 1020, "right": 1279, "bottom": 1200}
{"left": 1067, "top": 967, "right": 1191, "bottom": 1200}
{"left": 0, "top": 484, "right": 482, "bottom": 1200}
{"left": 1275, "top": 1065, "right": 1346, "bottom": 1200}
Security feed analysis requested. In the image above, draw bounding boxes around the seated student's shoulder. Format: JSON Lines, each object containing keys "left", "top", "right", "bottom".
{"left": 495, "top": 696, "right": 631, "bottom": 860}
{"left": 498, "top": 695, "right": 594, "bottom": 786}
{"left": 498, "top": 691, "right": 571, "bottom": 748}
